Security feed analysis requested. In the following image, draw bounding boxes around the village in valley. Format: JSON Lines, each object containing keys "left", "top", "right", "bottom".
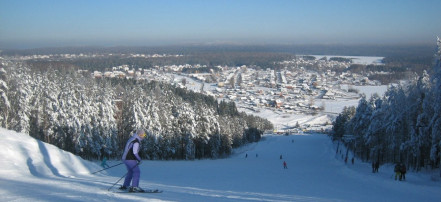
{"left": 87, "top": 54, "right": 383, "bottom": 115}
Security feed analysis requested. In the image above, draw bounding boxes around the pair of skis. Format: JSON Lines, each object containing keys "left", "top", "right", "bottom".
{"left": 105, "top": 162, "right": 162, "bottom": 193}
{"left": 113, "top": 188, "right": 162, "bottom": 194}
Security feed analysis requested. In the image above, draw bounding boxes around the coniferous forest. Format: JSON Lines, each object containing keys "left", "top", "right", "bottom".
{"left": 332, "top": 38, "right": 441, "bottom": 171}
{"left": 0, "top": 62, "right": 273, "bottom": 160}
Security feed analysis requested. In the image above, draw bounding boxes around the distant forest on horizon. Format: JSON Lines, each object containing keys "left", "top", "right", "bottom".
{"left": 1, "top": 43, "right": 436, "bottom": 57}
{"left": 1, "top": 43, "right": 436, "bottom": 85}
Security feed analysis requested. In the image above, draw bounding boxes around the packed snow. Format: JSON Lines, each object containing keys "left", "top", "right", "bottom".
{"left": 1, "top": 126, "right": 440, "bottom": 202}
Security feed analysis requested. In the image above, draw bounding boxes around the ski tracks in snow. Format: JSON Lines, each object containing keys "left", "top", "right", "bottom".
{"left": 143, "top": 183, "right": 341, "bottom": 202}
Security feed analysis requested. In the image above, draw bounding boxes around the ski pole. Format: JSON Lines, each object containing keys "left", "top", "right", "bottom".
{"left": 108, "top": 161, "right": 141, "bottom": 191}
{"left": 91, "top": 162, "right": 124, "bottom": 174}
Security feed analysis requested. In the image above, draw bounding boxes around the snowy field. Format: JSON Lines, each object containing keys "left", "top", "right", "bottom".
{"left": 310, "top": 55, "right": 384, "bottom": 65}
{"left": 238, "top": 85, "right": 389, "bottom": 132}
{"left": 1, "top": 127, "right": 440, "bottom": 202}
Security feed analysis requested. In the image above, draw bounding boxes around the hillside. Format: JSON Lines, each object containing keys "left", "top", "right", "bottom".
{"left": 1, "top": 127, "right": 440, "bottom": 202}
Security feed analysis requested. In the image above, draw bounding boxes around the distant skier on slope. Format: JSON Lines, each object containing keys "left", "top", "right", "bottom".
{"left": 283, "top": 161, "right": 288, "bottom": 169}
{"left": 101, "top": 157, "right": 109, "bottom": 168}
{"left": 120, "top": 129, "right": 147, "bottom": 192}
{"left": 400, "top": 163, "right": 406, "bottom": 181}
{"left": 372, "top": 161, "right": 380, "bottom": 173}
{"left": 394, "top": 163, "right": 402, "bottom": 181}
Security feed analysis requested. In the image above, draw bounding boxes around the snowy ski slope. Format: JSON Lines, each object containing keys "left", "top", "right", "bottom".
{"left": 0, "top": 128, "right": 440, "bottom": 202}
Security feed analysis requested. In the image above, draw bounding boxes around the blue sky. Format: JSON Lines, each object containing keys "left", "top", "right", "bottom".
{"left": 1, "top": 0, "right": 440, "bottom": 49}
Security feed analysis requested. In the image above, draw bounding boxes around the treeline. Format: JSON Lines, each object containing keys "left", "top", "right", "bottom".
{"left": 347, "top": 64, "right": 416, "bottom": 84}
{"left": 20, "top": 51, "right": 293, "bottom": 73}
{"left": 2, "top": 44, "right": 434, "bottom": 58}
{"left": 329, "top": 57, "right": 352, "bottom": 63}
{"left": 344, "top": 54, "right": 434, "bottom": 84}
{"left": 332, "top": 40, "right": 441, "bottom": 171}
{"left": 0, "top": 61, "right": 273, "bottom": 160}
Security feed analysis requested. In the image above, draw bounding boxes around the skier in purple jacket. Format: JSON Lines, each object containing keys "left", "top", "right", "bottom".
{"left": 119, "top": 129, "right": 147, "bottom": 192}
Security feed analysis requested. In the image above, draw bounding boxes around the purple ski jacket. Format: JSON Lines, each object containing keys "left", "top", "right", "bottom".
{"left": 121, "top": 133, "right": 142, "bottom": 161}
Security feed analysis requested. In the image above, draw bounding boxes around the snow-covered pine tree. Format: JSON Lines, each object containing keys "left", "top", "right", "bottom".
{"left": 346, "top": 95, "right": 373, "bottom": 161}
{"left": 0, "top": 67, "right": 10, "bottom": 128}
{"left": 118, "top": 81, "right": 136, "bottom": 151}
{"left": 95, "top": 79, "right": 118, "bottom": 158}
{"left": 5, "top": 63, "right": 34, "bottom": 133}
{"left": 364, "top": 94, "right": 386, "bottom": 162}
{"left": 429, "top": 37, "right": 441, "bottom": 171}
{"left": 28, "top": 67, "right": 46, "bottom": 141}
{"left": 404, "top": 71, "right": 431, "bottom": 170}
{"left": 218, "top": 116, "right": 233, "bottom": 155}
{"left": 332, "top": 106, "right": 355, "bottom": 140}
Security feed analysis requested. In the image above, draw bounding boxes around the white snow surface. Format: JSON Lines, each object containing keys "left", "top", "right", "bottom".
{"left": 1, "top": 127, "right": 440, "bottom": 202}
{"left": 311, "top": 55, "right": 384, "bottom": 65}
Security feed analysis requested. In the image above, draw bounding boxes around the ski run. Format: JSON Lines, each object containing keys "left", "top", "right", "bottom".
{"left": 0, "top": 127, "right": 440, "bottom": 202}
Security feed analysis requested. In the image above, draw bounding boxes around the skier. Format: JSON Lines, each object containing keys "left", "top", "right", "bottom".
{"left": 394, "top": 163, "right": 401, "bottom": 181}
{"left": 400, "top": 163, "right": 406, "bottom": 181}
{"left": 120, "top": 129, "right": 147, "bottom": 192}
{"left": 283, "top": 161, "right": 288, "bottom": 169}
{"left": 375, "top": 161, "right": 379, "bottom": 173}
{"left": 101, "top": 157, "right": 109, "bottom": 168}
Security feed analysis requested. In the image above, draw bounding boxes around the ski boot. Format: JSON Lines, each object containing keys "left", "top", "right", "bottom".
{"left": 129, "top": 186, "right": 145, "bottom": 193}
{"left": 118, "top": 185, "right": 128, "bottom": 191}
